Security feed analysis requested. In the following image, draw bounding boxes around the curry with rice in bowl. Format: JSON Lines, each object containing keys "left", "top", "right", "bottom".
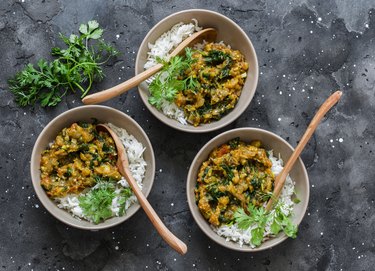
{"left": 195, "top": 138, "right": 299, "bottom": 247}
{"left": 143, "top": 21, "right": 250, "bottom": 127}
{"left": 39, "top": 121, "right": 147, "bottom": 224}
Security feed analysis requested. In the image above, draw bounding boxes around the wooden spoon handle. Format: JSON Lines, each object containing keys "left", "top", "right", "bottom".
{"left": 123, "top": 168, "right": 188, "bottom": 255}
{"left": 82, "top": 28, "right": 216, "bottom": 105}
{"left": 82, "top": 63, "right": 163, "bottom": 105}
{"left": 265, "top": 90, "right": 342, "bottom": 211}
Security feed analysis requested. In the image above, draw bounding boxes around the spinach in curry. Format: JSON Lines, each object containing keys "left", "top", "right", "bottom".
{"left": 195, "top": 138, "right": 275, "bottom": 226}
{"left": 175, "top": 43, "right": 248, "bottom": 126}
{"left": 40, "top": 122, "right": 121, "bottom": 198}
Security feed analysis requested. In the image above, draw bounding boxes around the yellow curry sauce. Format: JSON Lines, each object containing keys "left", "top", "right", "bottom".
{"left": 195, "top": 138, "right": 275, "bottom": 226}
{"left": 175, "top": 43, "right": 248, "bottom": 126}
{"left": 40, "top": 123, "right": 122, "bottom": 198}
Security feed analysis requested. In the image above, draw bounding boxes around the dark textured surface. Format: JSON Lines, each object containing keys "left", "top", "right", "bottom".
{"left": 1, "top": 0, "right": 374, "bottom": 270}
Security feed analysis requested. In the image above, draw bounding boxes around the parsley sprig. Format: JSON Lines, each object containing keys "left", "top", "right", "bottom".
{"left": 234, "top": 202, "right": 298, "bottom": 247}
{"left": 79, "top": 180, "right": 133, "bottom": 224}
{"left": 148, "top": 48, "right": 199, "bottom": 108}
{"left": 79, "top": 182, "right": 116, "bottom": 224}
{"left": 9, "top": 20, "right": 119, "bottom": 107}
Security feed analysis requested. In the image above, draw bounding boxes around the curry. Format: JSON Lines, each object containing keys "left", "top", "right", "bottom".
{"left": 195, "top": 138, "right": 275, "bottom": 226}
{"left": 40, "top": 122, "right": 121, "bottom": 198}
{"left": 175, "top": 43, "right": 248, "bottom": 126}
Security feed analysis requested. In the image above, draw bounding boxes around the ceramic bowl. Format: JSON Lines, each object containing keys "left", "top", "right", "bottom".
{"left": 186, "top": 128, "right": 309, "bottom": 251}
{"left": 31, "top": 105, "right": 155, "bottom": 230}
{"left": 135, "top": 9, "right": 258, "bottom": 133}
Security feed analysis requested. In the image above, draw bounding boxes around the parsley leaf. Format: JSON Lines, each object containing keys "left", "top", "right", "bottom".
{"left": 233, "top": 208, "right": 254, "bottom": 229}
{"left": 251, "top": 227, "right": 265, "bottom": 246}
{"left": 270, "top": 220, "right": 282, "bottom": 235}
{"left": 9, "top": 20, "right": 119, "bottom": 107}
{"left": 284, "top": 219, "right": 298, "bottom": 238}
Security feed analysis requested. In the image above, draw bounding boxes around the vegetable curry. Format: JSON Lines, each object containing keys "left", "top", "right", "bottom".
{"left": 175, "top": 43, "right": 248, "bottom": 126}
{"left": 40, "top": 122, "right": 121, "bottom": 198}
{"left": 195, "top": 138, "right": 275, "bottom": 226}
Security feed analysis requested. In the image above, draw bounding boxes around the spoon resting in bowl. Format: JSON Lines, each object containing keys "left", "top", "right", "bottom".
{"left": 82, "top": 28, "right": 217, "bottom": 105}
{"left": 265, "top": 90, "right": 342, "bottom": 211}
{"left": 97, "top": 124, "right": 187, "bottom": 255}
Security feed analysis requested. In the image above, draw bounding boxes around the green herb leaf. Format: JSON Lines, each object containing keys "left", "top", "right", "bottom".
{"left": 228, "top": 137, "right": 240, "bottom": 149}
{"left": 292, "top": 197, "right": 301, "bottom": 204}
{"left": 88, "top": 20, "right": 99, "bottom": 31}
{"left": 69, "top": 34, "right": 78, "bottom": 43}
{"left": 88, "top": 28, "right": 103, "bottom": 39}
{"left": 270, "top": 220, "right": 282, "bottom": 235}
{"left": 283, "top": 219, "right": 298, "bottom": 238}
{"left": 79, "top": 24, "right": 88, "bottom": 34}
{"left": 234, "top": 208, "right": 254, "bottom": 229}
{"left": 251, "top": 227, "right": 265, "bottom": 246}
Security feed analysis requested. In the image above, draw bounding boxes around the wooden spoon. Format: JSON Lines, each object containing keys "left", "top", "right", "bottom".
{"left": 97, "top": 124, "right": 187, "bottom": 255}
{"left": 265, "top": 90, "right": 342, "bottom": 211}
{"left": 82, "top": 28, "right": 217, "bottom": 105}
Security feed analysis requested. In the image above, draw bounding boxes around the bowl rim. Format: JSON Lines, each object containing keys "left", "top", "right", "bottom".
{"left": 186, "top": 127, "right": 310, "bottom": 251}
{"left": 135, "top": 8, "right": 259, "bottom": 133}
{"left": 30, "top": 105, "right": 156, "bottom": 230}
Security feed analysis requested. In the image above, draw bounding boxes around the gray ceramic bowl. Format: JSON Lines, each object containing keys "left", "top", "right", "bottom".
{"left": 135, "top": 9, "right": 258, "bottom": 133}
{"left": 31, "top": 105, "right": 155, "bottom": 230}
{"left": 187, "top": 128, "right": 309, "bottom": 251}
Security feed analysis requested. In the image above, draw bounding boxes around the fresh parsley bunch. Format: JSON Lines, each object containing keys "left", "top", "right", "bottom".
{"left": 9, "top": 20, "right": 119, "bottom": 107}
{"left": 234, "top": 202, "right": 298, "bottom": 247}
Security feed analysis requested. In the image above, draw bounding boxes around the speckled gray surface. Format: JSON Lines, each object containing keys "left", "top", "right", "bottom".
{"left": 0, "top": 0, "right": 374, "bottom": 270}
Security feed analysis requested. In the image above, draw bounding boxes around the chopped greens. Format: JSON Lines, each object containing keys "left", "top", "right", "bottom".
{"left": 228, "top": 137, "right": 240, "bottom": 148}
{"left": 9, "top": 20, "right": 119, "bottom": 107}
{"left": 204, "top": 50, "right": 231, "bottom": 65}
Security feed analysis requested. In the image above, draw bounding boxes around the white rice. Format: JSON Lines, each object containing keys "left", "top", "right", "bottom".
{"left": 56, "top": 123, "right": 147, "bottom": 222}
{"left": 144, "top": 20, "right": 201, "bottom": 69}
{"left": 213, "top": 151, "right": 296, "bottom": 247}
{"left": 144, "top": 21, "right": 201, "bottom": 125}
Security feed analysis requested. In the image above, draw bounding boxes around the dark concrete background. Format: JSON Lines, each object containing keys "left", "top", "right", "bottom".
{"left": 0, "top": 0, "right": 374, "bottom": 270}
